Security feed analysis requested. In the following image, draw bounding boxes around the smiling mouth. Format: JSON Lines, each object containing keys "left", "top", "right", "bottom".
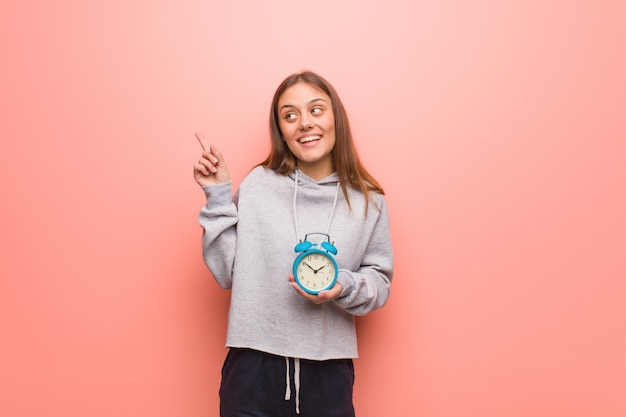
{"left": 298, "top": 135, "right": 321, "bottom": 144}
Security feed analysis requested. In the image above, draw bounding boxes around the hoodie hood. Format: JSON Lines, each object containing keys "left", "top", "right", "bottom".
{"left": 287, "top": 168, "right": 339, "bottom": 186}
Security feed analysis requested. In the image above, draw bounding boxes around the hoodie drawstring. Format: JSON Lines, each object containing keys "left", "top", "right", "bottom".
{"left": 292, "top": 168, "right": 340, "bottom": 242}
{"left": 284, "top": 357, "right": 301, "bottom": 414}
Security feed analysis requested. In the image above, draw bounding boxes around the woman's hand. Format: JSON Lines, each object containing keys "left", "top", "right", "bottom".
{"left": 193, "top": 132, "right": 231, "bottom": 186}
{"left": 288, "top": 274, "right": 343, "bottom": 304}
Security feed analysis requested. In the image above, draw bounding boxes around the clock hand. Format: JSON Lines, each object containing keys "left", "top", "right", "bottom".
{"left": 314, "top": 265, "right": 326, "bottom": 273}
{"left": 303, "top": 262, "right": 315, "bottom": 271}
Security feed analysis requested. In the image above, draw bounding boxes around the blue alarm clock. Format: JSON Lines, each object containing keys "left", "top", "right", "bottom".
{"left": 292, "top": 233, "right": 338, "bottom": 294}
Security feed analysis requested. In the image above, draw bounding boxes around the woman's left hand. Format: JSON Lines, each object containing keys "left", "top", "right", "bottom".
{"left": 288, "top": 274, "right": 342, "bottom": 304}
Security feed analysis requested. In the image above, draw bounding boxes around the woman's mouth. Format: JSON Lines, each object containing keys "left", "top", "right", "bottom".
{"left": 298, "top": 135, "right": 322, "bottom": 144}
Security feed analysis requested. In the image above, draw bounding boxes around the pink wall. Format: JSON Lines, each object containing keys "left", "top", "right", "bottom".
{"left": 1, "top": 1, "right": 625, "bottom": 416}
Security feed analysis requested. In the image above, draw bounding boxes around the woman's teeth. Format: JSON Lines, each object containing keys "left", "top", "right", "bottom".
{"left": 299, "top": 135, "right": 321, "bottom": 143}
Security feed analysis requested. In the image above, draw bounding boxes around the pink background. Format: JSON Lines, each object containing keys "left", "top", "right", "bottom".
{"left": 1, "top": 1, "right": 625, "bottom": 416}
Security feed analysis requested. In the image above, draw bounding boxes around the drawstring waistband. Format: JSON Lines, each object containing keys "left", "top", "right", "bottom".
{"left": 284, "top": 357, "right": 301, "bottom": 414}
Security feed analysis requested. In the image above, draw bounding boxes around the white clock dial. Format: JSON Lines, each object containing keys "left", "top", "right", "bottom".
{"left": 295, "top": 252, "right": 336, "bottom": 293}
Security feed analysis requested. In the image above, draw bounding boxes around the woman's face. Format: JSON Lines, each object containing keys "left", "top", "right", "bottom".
{"left": 277, "top": 82, "right": 336, "bottom": 180}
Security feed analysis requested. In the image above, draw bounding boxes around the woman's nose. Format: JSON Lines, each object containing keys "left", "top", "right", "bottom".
{"left": 299, "top": 114, "right": 313, "bottom": 130}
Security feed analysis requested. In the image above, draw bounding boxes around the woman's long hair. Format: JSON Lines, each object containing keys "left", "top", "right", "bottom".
{"left": 260, "top": 71, "right": 384, "bottom": 212}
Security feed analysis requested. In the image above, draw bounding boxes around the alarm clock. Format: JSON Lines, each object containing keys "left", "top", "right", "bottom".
{"left": 292, "top": 233, "right": 338, "bottom": 294}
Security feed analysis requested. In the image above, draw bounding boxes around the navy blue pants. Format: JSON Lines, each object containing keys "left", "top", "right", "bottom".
{"left": 219, "top": 348, "right": 355, "bottom": 417}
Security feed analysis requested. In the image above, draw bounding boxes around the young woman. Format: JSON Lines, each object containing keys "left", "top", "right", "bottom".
{"left": 193, "top": 71, "right": 394, "bottom": 417}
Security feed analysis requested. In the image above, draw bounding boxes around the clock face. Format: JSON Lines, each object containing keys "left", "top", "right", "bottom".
{"left": 293, "top": 249, "right": 338, "bottom": 294}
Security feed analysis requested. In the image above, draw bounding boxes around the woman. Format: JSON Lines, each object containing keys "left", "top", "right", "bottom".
{"left": 194, "top": 71, "right": 393, "bottom": 417}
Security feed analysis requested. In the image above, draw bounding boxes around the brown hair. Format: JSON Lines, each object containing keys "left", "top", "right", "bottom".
{"left": 260, "top": 71, "right": 384, "bottom": 211}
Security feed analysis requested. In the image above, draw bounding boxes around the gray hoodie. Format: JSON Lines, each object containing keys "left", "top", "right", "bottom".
{"left": 199, "top": 166, "right": 393, "bottom": 360}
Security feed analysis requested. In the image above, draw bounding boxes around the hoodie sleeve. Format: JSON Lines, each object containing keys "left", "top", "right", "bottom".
{"left": 333, "top": 197, "right": 394, "bottom": 316}
{"left": 198, "top": 181, "right": 238, "bottom": 289}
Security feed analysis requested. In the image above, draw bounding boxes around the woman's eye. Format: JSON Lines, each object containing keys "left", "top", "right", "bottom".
{"left": 285, "top": 113, "right": 297, "bottom": 121}
{"left": 311, "top": 107, "right": 323, "bottom": 115}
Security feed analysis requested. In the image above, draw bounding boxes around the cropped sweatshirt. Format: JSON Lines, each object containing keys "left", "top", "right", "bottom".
{"left": 199, "top": 166, "right": 394, "bottom": 361}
